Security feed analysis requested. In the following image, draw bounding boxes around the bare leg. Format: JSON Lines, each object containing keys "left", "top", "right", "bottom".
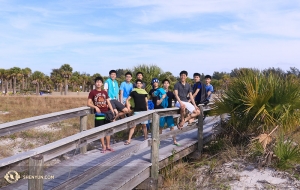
{"left": 170, "top": 127, "right": 177, "bottom": 143}
{"left": 100, "top": 138, "right": 106, "bottom": 150}
{"left": 142, "top": 124, "right": 148, "bottom": 140}
{"left": 105, "top": 136, "right": 111, "bottom": 149}
{"left": 126, "top": 126, "right": 136, "bottom": 143}
{"left": 179, "top": 106, "right": 185, "bottom": 129}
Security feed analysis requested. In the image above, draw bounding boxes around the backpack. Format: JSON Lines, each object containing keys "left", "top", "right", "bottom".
{"left": 193, "top": 82, "right": 208, "bottom": 105}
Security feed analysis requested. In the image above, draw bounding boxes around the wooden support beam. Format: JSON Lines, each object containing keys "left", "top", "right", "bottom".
{"left": 80, "top": 115, "right": 87, "bottom": 154}
{"left": 28, "top": 155, "right": 44, "bottom": 190}
{"left": 150, "top": 113, "right": 160, "bottom": 190}
{"left": 197, "top": 105, "right": 204, "bottom": 153}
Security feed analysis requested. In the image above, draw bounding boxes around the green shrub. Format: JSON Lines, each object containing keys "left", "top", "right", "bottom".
{"left": 274, "top": 135, "right": 300, "bottom": 169}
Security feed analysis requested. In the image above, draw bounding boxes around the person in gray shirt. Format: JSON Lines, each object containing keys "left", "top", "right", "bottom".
{"left": 174, "top": 70, "right": 200, "bottom": 129}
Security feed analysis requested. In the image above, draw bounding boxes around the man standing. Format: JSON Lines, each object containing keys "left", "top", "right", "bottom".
{"left": 119, "top": 72, "right": 133, "bottom": 105}
{"left": 87, "top": 76, "right": 115, "bottom": 153}
{"left": 133, "top": 72, "right": 146, "bottom": 89}
{"left": 125, "top": 79, "right": 148, "bottom": 145}
{"left": 174, "top": 71, "right": 200, "bottom": 129}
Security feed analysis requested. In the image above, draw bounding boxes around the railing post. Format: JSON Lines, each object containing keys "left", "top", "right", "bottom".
{"left": 150, "top": 112, "right": 160, "bottom": 189}
{"left": 80, "top": 115, "right": 87, "bottom": 154}
{"left": 197, "top": 105, "right": 204, "bottom": 153}
{"left": 28, "top": 154, "right": 44, "bottom": 190}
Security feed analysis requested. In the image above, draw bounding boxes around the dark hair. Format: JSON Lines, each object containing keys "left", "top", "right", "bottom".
{"left": 162, "top": 79, "right": 170, "bottom": 84}
{"left": 135, "top": 79, "right": 143, "bottom": 84}
{"left": 136, "top": 72, "right": 143, "bottom": 77}
{"left": 94, "top": 76, "right": 103, "bottom": 83}
{"left": 109, "top": 70, "right": 117, "bottom": 75}
{"left": 180, "top": 70, "right": 188, "bottom": 76}
{"left": 205, "top": 75, "right": 212, "bottom": 79}
{"left": 193, "top": 73, "right": 201, "bottom": 77}
{"left": 125, "top": 72, "right": 132, "bottom": 77}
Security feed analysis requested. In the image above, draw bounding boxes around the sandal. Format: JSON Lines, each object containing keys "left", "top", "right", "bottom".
{"left": 101, "top": 149, "right": 106, "bottom": 153}
{"left": 124, "top": 140, "right": 131, "bottom": 145}
{"left": 173, "top": 142, "right": 181, "bottom": 146}
{"left": 107, "top": 148, "right": 114, "bottom": 152}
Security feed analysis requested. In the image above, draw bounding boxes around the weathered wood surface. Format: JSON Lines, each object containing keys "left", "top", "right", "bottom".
{"left": 0, "top": 107, "right": 92, "bottom": 137}
{"left": 80, "top": 115, "right": 88, "bottom": 154}
{"left": 0, "top": 110, "right": 155, "bottom": 168}
{"left": 2, "top": 116, "right": 220, "bottom": 190}
{"left": 150, "top": 113, "right": 160, "bottom": 190}
{"left": 28, "top": 155, "right": 44, "bottom": 190}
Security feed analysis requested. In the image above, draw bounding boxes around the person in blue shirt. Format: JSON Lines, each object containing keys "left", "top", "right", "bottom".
{"left": 119, "top": 72, "right": 133, "bottom": 105}
{"left": 204, "top": 75, "right": 214, "bottom": 100}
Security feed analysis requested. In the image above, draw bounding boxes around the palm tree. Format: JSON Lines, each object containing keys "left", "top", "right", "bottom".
{"left": 214, "top": 68, "right": 300, "bottom": 135}
{"left": 22, "top": 67, "right": 32, "bottom": 90}
{"left": 31, "top": 71, "right": 45, "bottom": 95}
{"left": 9, "top": 67, "right": 22, "bottom": 94}
{"left": 132, "top": 64, "right": 164, "bottom": 92}
{"left": 50, "top": 69, "right": 63, "bottom": 94}
{"left": 80, "top": 73, "right": 89, "bottom": 92}
{"left": 59, "top": 64, "right": 73, "bottom": 95}
{"left": 0, "top": 68, "right": 5, "bottom": 92}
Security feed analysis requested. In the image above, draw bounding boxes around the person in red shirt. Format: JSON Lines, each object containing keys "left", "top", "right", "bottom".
{"left": 87, "top": 77, "right": 115, "bottom": 153}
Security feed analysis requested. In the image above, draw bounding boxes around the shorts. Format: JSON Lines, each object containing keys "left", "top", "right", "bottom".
{"left": 122, "top": 98, "right": 127, "bottom": 105}
{"left": 94, "top": 111, "right": 113, "bottom": 127}
{"left": 133, "top": 112, "right": 148, "bottom": 124}
{"left": 159, "top": 116, "right": 175, "bottom": 128}
{"left": 111, "top": 99, "right": 125, "bottom": 111}
{"left": 175, "top": 101, "right": 196, "bottom": 114}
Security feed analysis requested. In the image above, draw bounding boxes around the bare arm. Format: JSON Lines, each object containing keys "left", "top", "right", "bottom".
{"left": 157, "top": 94, "right": 166, "bottom": 105}
{"left": 106, "top": 99, "right": 114, "bottom": 115}
{"left": 126, "top": 96, "right": 132, "bottom": 110}
{"left": 120, "top": 90, "right": 124, "bottom": 104}
{"left": 174, "top": 89, "right": 182, "bottom": 104}
{"left": 87, "top": 98, "right": 100, "bottom": 113}
{"left": 192, "top": 89, "right": 200, "bottom": 99}
{"left": 145, "top": 97, "right": 148, "bottom": 110}
{"left": 189, "top": 92, "right": 198, "bottom": 108}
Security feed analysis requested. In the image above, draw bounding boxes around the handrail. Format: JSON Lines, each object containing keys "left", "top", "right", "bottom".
{"left": 0, "top": 104, "right": 215, "bottom": 189}
{"left": 0, "top": 107, "right": 92, "bottom": 137}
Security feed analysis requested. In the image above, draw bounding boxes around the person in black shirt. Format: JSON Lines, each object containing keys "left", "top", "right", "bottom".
{"left": 125, "top": 79, "right": 148, "bottom": 145}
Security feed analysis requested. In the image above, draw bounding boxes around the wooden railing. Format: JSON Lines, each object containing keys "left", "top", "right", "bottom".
{"left": 0, "top": 105, "right": 213, "bottom": 190}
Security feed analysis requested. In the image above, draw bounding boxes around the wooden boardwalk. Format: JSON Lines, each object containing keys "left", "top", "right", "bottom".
{"left": 2, "top": 116, "right": 219, "bottom": 190}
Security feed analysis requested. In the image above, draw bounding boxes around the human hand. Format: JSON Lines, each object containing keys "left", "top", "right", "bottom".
{"left": 95, "top": 107, "right": 101, "bottom": 113}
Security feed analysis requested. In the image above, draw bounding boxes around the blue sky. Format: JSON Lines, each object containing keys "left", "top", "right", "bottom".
{"left": 1, "top": 0, "right": 300, "bottom": 76}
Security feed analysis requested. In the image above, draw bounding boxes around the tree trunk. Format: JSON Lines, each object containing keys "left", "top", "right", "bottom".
{"left": 83, "top": 81, "right": 86, "bottom": 92}
{"left": 5, "top": 80, "right": 8, "bottom": 94}
{"left": 22, "top": 76, "right": 25, "bottom": 90}
{"left": 60, "top": 84, "right": 63, "bottom": 95}
{"left": 25, "top": 77, "right": 28, "bottom": 89}
{"left": 9, "top": 79, "right": 12, "bottom": 91}
{"left": 13, "top": 77, "right": 16, "bottom": 94}
{"left": 36, "top": 83, "right": 40, "bottom": 96}
{"left": 1, "top": 77, "right": 3, "bottom": 92}
{"left": 64, "top": 79, "right": 68, "bottom": 95}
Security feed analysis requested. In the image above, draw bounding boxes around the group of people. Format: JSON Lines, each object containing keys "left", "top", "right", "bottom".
{"left": 87, "top": 70, "right": 213, "bottom": 153}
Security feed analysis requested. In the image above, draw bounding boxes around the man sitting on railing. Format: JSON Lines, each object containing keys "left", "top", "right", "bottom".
{"left": 87, "top": 76, "right": 115, "bottom": 153}
{"left": 174, "top": 71, "right": 200, "bottom": 129}
{"left": 104, "top": 70, "right": 129, "bottom": 121}
{"left": 125, "top": 79, "right": 148, "bottom": 145}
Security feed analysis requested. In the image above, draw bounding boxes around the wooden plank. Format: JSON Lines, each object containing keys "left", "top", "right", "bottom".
{"left": 0, "top": 111, "right": 155, "bottom": 168}
{"left": 28, "top": 155, "right": 44, "bottom": 190}
{"left": 118, "top": 168, "right": 150, "bottom": 190}
{"left": 159, "top": 121, "right": 198, "bottom": 141}
{"left": 0, "top": 107, "right": 92, "bottom": 137}
{"left": 52, "top": 139, "right": 151, "bottom": 190}
{"left": 150, "top": 113, "right": 160, "bottom": 190}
